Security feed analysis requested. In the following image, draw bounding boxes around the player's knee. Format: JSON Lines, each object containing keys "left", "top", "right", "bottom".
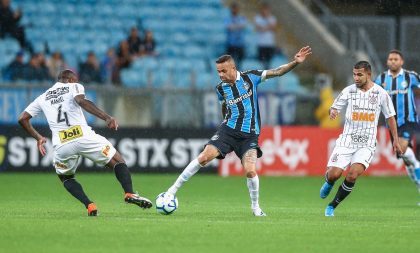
{"left": 58, "top": 174, "right": 75, "bottom": 183}
{"left": 198, "top": 153, "right": 211, "bottom": 165}
{"left": 246, "top": 170, "right": 257, "bottom": 178}
{"left": 346, "top": 172, "right": 359, "bottom": 183}
{"left": 112, "top": 151, "right": 125, "bottom": 164}
{"left": 326, "top": 168, "right": 342, "bottom": 181}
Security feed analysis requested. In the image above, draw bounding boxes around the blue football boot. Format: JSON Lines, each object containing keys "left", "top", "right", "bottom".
{"left": 320, "top": 182, "right": 333, "bottom": 199}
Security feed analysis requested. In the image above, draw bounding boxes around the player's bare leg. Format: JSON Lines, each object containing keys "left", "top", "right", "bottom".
{"left": 325, "top": 164, "right": 365, "bottom": 216}
{"left": 58, "top": 174, "right": 97, "bottom": 216}
{"left": 107, "top": 151, "right": 152, "bottom": 209}
{"left": 242, "top": 149, "right": 265, "bottom": 217}
{"left": 167, "top": 145, "right": 219, "bottom": 195}
{"left": 320, "top": 167, "right": 343, "bottom": 199}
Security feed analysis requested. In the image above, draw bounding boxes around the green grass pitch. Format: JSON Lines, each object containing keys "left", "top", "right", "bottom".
{"left": 1, "top": 173, "right": 420, "bottom": 253}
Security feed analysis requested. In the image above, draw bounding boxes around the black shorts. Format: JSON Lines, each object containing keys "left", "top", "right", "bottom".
{"left": 394, "top": 122, "right": 419, "bottom": 141}
{"left": 206, "top": 124, "right": 263, "bottom": 160}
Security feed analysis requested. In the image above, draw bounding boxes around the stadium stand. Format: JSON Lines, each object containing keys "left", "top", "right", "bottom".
{"left": 1, "top": 0, "right": 302, "bottom": 91}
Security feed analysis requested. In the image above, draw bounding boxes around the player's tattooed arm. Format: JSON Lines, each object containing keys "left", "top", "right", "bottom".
{"left": 265, "top": 46, "right": 312, "bottom": 79}
{"left": 74, "top": 95, "right": 118, "bottom": 130}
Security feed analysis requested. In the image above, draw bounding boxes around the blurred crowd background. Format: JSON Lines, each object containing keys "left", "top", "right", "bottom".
{"left": 1, "top": 0, "right": 420, "bottom": 129}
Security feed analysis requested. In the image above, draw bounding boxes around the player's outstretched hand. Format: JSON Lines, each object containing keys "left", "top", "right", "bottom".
{"left": 106, "top": 117, "right": 119, "bottom": 130}
{"left": 294, "top": 46, "right": 312, "bottom": 63}
{"left": 393, "top": 141, "right": 403, "bottom": 156}
{"left": 329, "top": 108, "right": 339, "bottom": 120}
{"left": 37, "top": 137, "right": 47, "bottom": 156}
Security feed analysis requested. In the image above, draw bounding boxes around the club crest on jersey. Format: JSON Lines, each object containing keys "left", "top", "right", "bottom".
{"left": 401, "top": 80, "right": 408, "bottom": 88}
{"left": 243, "top": 82, "right": 250, "bottom": 90}
{"left": 369, "top": 95, "right": 378, "bottom": 105}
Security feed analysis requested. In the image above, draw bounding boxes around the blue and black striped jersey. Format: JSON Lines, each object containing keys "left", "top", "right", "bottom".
{"left": 374, "top": 69, "right": 420, "bottom": 127}
{"left": 215, "top": 70, "right": 267, "bottom": 135}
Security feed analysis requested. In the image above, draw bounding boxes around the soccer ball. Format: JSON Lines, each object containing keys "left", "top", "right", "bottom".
{"left": 155, "top": 192, "right": 178, "bottom": 215}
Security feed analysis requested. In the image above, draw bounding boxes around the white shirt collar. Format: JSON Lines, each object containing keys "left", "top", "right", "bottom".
{"left": 387, "top": 68, "right": 404, "bottom": 77}
{"left": 236, "top": 71, "right": 241, "bottom": 81}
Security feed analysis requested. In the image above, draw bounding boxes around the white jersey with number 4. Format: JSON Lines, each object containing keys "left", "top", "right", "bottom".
{"left": 24, "top": 82, "right": 96, "bottom": 148}
{"left": 332, "top": 84, "right": 395, "bottom": 148}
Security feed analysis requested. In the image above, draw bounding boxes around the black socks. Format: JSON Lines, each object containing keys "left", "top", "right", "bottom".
{"left": 63, "top": 178, "right": 92, "bottom": 208}
{"left": 329, "top": 179, "right": 355, "bottom": 208}
{"left": 114, "top": 163, "right": 134, "bottom": 194}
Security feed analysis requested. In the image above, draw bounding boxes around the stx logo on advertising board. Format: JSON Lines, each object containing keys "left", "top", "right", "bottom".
{"left": 352, "top": 112, "right": 375, "bottom": 122}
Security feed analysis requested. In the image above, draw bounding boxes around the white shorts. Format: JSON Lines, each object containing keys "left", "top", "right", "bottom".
{"left": 53, "top": 134, "right": 117, "bottom": 175}
{"left": 327, "top": 146, "right": 375, "bottom": 170}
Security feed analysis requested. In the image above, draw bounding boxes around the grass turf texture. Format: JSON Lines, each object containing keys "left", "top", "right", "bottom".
{"left": 1, "top": 173, "right": 420, "bottom": 253}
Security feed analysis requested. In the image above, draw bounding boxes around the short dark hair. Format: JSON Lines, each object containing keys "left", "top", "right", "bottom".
{"left": 58, "top": 69, "right": 77, "bottom": 83}
{"left": 354, "top": 61, "right": 371, "bottom": 72}
{"left": 216, "top": 55, "right": 234, "bottom": 64}
{"left": 388, "top": 49, "right": 404, "bottom": 59}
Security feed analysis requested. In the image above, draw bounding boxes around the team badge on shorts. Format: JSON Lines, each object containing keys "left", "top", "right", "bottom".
{"left": 102, "top": 145, "right": 111, "bottom": 157}
{"left": 211, "top": 134, "right": 219, "bottom": 141}
{"left": 55, "top": 162, "right": 67, "bottom": 169}
{"left": 331, "top": 153, "right": 339, "bottom": 162}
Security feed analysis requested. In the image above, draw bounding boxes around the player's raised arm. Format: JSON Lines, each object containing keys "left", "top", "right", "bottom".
{"left": 265, "top": 46, "right": 312, "bottom": 79}
{"left": 74, "top": 95, "right": 118, "bottom": 130}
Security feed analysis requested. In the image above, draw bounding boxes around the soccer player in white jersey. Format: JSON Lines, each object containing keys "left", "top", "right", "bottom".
{"left": 319, "top": 61, "right": 402, "bottom": 217}
{"left": 18, "top": 69, "right": 152, "bottom": 216}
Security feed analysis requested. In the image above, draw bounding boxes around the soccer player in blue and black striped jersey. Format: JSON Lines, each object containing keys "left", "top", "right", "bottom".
{"left": 374, "top": 49, "right": 420, "bottom": 204}
{"left": 167, "top": 46, "right": 312, "bottom": 216}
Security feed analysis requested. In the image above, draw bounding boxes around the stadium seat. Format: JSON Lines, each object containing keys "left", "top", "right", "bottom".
{"left": 4, "top": 0, "right": 259, "bottom": 90}
{"left": 241, "top": 59, "right": 264, "bottom": 71}
{"left": 121, "top": 69, "right": 148, "bottom": 88}
{"left": 270, "top": 54, "right": 288, "bottom": 68}
{"left": 277, "top": 74, "right": 308, "bottom": 94}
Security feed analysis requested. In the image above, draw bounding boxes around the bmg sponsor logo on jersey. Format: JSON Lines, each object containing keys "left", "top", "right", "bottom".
{"left": 352, "top": 112, "right": 375, "bottom": 122}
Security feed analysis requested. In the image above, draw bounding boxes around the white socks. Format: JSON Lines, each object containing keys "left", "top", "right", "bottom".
{"left": 403, "top": 147, "right": 420, "bottom": 183}
{"left": 168, "top": 159, "right": 202, "bottom": 195}
{"left": 404, "top": 147, "right": 420, "bottom": 168}
{"left": 247, "top": 175, "right": 260, "bottom": 210}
